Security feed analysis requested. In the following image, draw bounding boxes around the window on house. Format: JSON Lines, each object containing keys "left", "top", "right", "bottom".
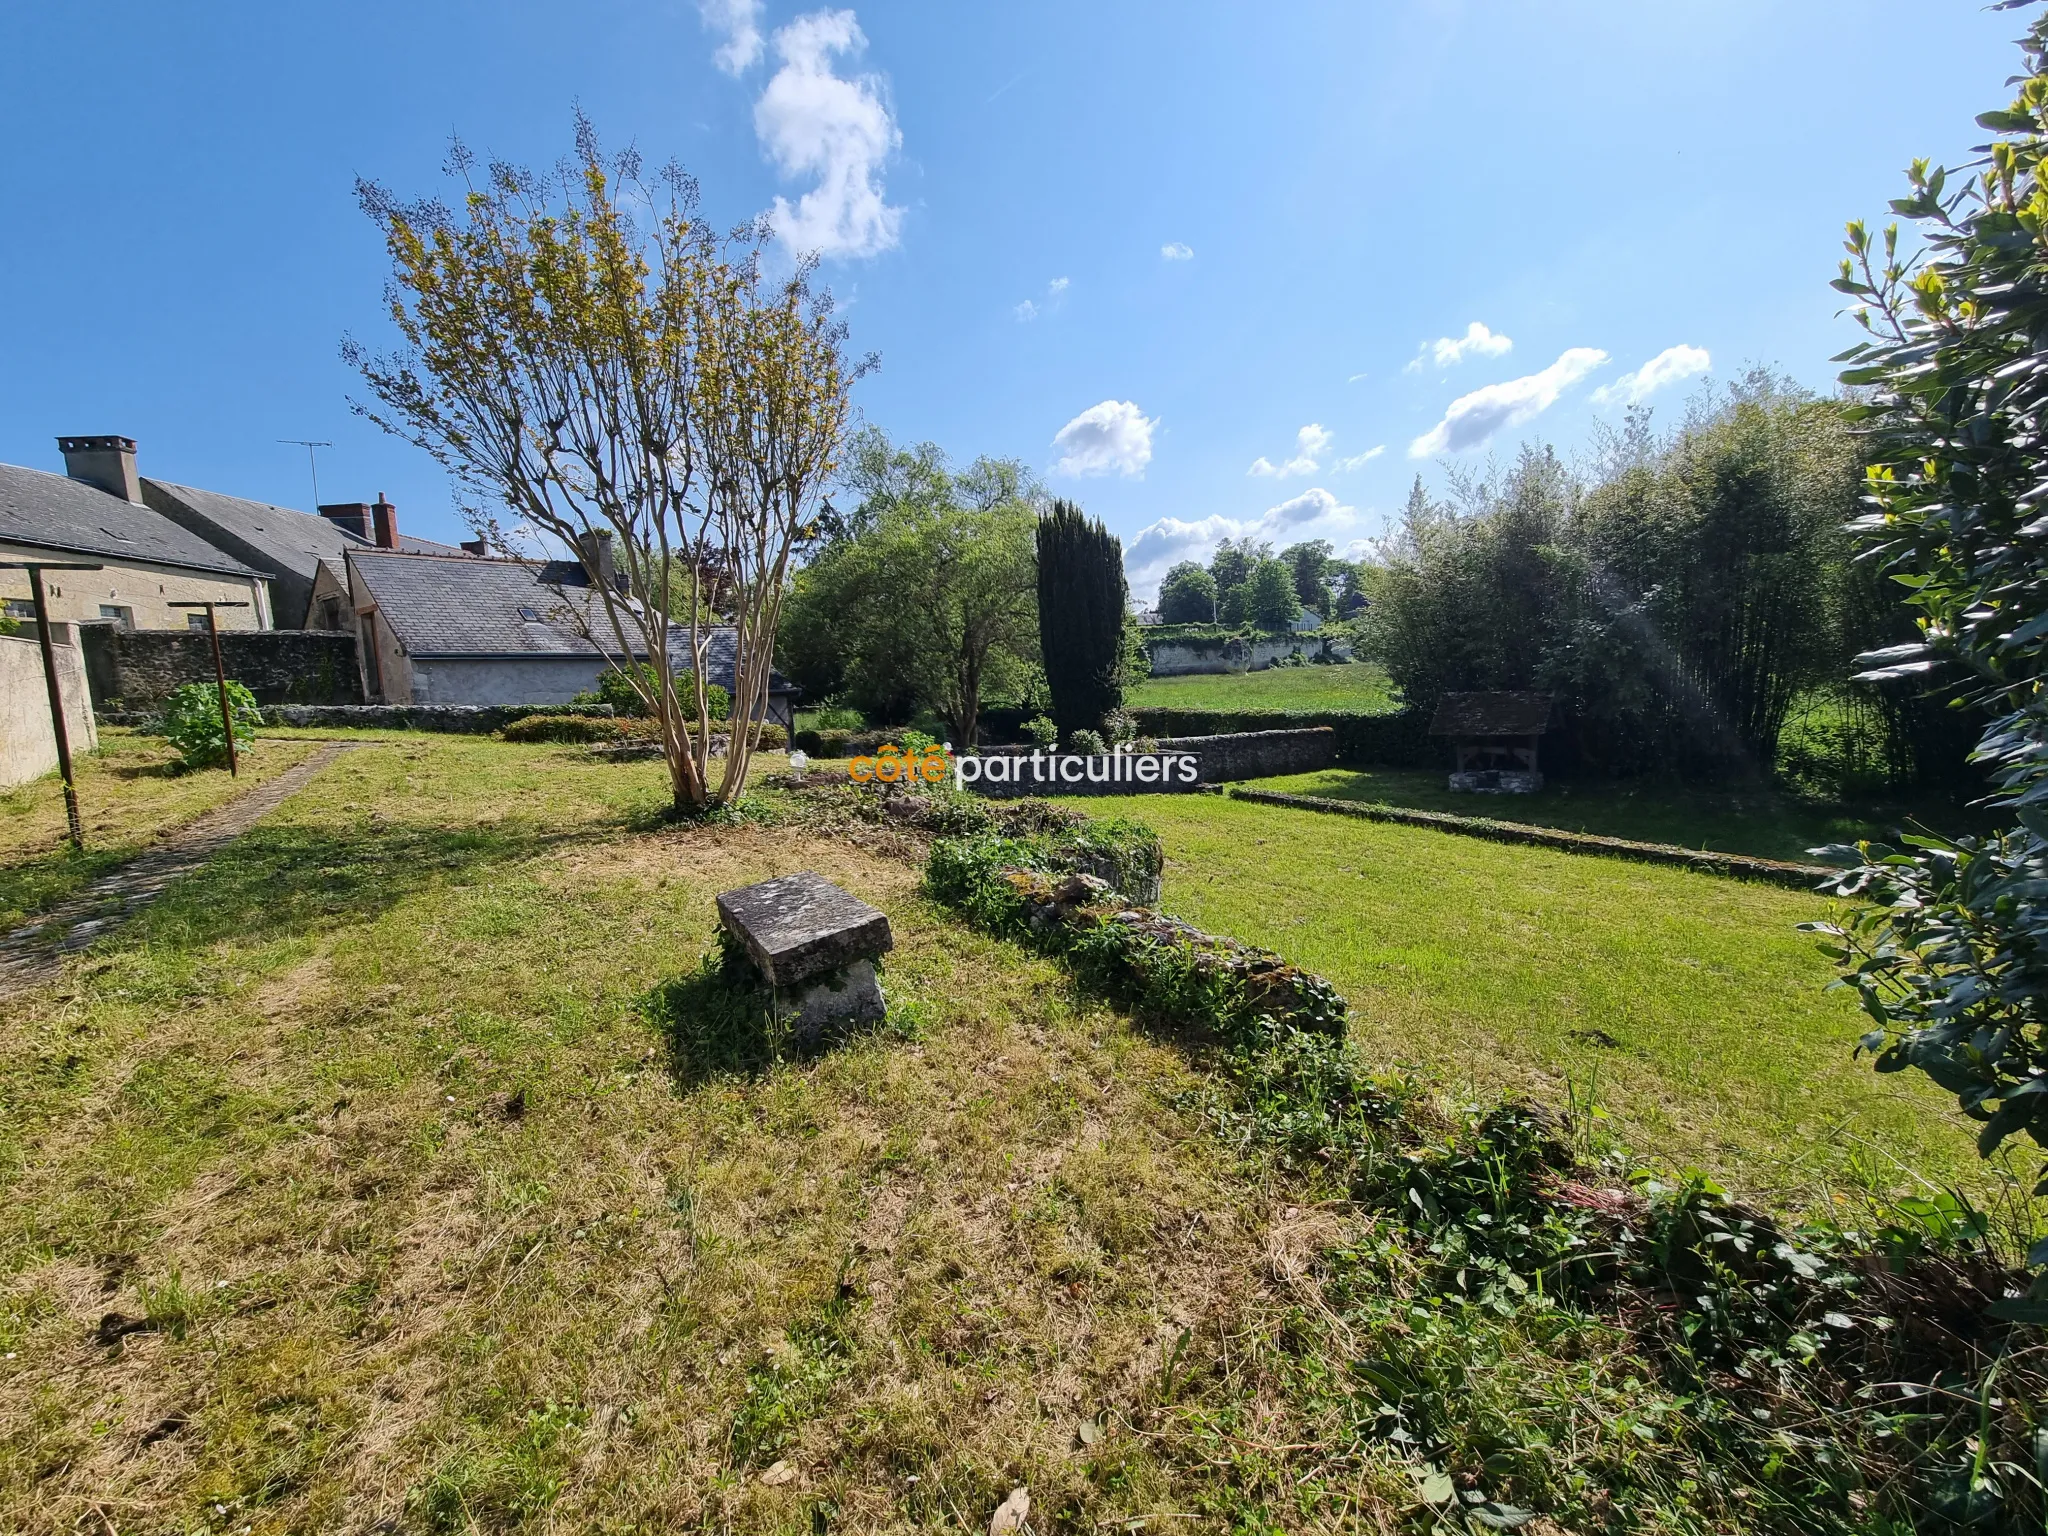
{"left": 517, "top": 606, "right": 542, "bottom": 623}
{"left": 186, "top": 613, "right": 211, "bottom": 632}
{"left": 99, "top": 605, "right": 133, "bottom": 629}
{"left": 3, "top": 599, "right": 34, "bottom": 622}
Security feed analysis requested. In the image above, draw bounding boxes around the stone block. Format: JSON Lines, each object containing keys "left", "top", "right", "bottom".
{"left": 716, "top": 871, "right": 894, "bottom": 1042}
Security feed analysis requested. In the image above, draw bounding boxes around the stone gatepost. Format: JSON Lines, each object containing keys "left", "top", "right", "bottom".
{"left": 715, "top": 871, "right": 894, "bottom": 1042}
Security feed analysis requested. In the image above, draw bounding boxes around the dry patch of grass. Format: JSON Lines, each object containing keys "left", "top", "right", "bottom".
{"left": 0, "top": 739, "right": 1361, "bottom": 1533}
{"left": 0, "top": 729, "right": 322, "bottom": 929}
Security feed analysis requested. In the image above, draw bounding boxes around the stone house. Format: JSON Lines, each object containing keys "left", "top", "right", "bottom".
{"left": 346, "top": 546, "right": 798, "bottom": 722}
{"left": 0, "top": 437, "right": 272, "bottom": 631}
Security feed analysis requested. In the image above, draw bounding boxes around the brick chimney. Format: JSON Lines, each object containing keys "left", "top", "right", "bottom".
{"left": 371, "top": 494, "right": 399, "bottom": 550}
{"left": 58, "top": 435, "right": 142, "bottom": 503}
{"left": 319, "top": 502, "right": 373, "bottom": 541}
{"left": 575, "top": 530, "right": 618, "bottom": 590}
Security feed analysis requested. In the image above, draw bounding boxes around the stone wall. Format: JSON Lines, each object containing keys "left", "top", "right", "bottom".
{"left": 80, "top": 626, "right": 362, "bottom": 709}
{"left": 1146, "top": 633, "right": 1352, "bottom": 676}
{"left": 958, "top": 727, "right": 1335, "bottom": 798}
{"left": 2, "top": 628, "right": 98, "bottom": 789}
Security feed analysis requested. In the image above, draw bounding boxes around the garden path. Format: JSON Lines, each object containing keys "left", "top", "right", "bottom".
{"left": 0, "top": 741, "right": 362, "bottom": 996}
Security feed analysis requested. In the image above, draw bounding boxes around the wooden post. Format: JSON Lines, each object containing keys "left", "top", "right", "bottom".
{"left": 204, "top": 604, "right": 238, "bottom": 777}
{"left": 28, "top": 567, "right": 83, "bottom": 848}
{"left": 169, "top": 599, "right": 251, "bottom": 775}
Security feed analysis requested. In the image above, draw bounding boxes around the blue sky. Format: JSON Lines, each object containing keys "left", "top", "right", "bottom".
{"left": 0, "top": 2, "right": 2025, "bottom": 598}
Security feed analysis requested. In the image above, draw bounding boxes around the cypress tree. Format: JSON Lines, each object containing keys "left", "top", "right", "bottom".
{"left": 1036, "top": 499, "right": 1128, "bottom": 745}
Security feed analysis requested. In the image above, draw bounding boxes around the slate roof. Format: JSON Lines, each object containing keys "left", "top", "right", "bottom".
{"left": 352, "top": 548, "right": 795, "bottom": 697}
{"left": 351, "top": 551, "right": 616, "bottom": 658}
{"left": 0, "top": 462, "right": 262, "bottom": 578}
{"left": 1428, "top": 691, "right": 1553, "bottom": 737}
{"left": 144, "top": 480, "right": 355, "bottom": 587}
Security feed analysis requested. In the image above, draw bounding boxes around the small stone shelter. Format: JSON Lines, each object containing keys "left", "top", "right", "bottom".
{"left": 1429, "top": 691, "right": 1552, "bottom": 793}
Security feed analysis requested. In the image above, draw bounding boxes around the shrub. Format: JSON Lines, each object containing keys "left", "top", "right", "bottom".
{"left": 1020, "top": 715, "right": 1057, "bottom": 748}
{"left": 815, "top": 705, "right": 864, "bottom": 731}
{"left": 743, "top": 722, "right": 789, "bottom": 751}
{"left": 162, "top": 680, "right": 261, "bottom": 769}
{"left": 500, "top": 713, "right": 620, "bottom": 744}
{"left": 573, "top": 664, "right": 730, "bottom": 722}
{"left": 1066, "top": 728, "right": 1107, "bottom": 754}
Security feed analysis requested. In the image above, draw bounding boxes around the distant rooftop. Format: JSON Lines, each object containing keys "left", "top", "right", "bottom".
{"left": 0, "top": 462, "right": 262, "bottom": 578}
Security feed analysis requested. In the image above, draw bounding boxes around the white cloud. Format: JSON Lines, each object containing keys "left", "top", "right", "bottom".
{"left": 1013, "top": 276, "right": 1069, "bottom": 322}
{"left": 1125, "top": 487, "right": 1366, "bottom": 600}
{"left": 1333, "top": 445, "right": 1385, "bottom": 472}
{"left": 1409, "top": 347, "right": 1608, "bottom": 458}
{"left": 1248, "top": 423, "right": 1333, "bottom": 479}
{"left": 754, "top": 10, "right": 903, "bottom": 259}
{"left": 1405, "top": 321, "right": 1514, "bottom": 372}
{"left": 1160, "top": 241, "right": 1194, "bottom": 261}
{"left": 1053, "top": 400, "right": 1157, "bottom": 478}
{"left": 1592, "top": 344, "right": 1712, "bottom": 407}
{"left": 699, "top": 0, "right": 765, "bottom": 73}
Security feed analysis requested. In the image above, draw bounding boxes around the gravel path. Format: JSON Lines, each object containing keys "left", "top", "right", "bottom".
{"left": 0, "top": 741, "right": 361, "bottom": 996}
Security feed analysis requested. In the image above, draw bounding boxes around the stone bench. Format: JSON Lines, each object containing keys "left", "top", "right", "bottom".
{"left": 715, "top": 871, "right": 894, "bottom": 1041}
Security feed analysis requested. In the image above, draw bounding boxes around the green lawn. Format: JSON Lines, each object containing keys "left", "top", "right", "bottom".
{"left": 0, "top": 735, "right": 1338, "bottom": 1532}
{"left": 1126, "top": 660, "right": 1398, "bottom": 713}
{"left": 1249, "top": 764, "right": 1991, "bottom": 865}
{"left": 1092, "top": 789, "right": 2011, "bottom": 1215}
{"left": 0, "top": 729, "right": 322, "bottom": 931}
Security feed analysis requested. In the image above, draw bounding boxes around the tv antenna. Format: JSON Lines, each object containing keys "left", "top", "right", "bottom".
{"left": 278, "top": 439, "right": 333, "bottom": 510}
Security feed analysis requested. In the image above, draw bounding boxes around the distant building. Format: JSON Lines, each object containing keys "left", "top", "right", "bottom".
{"left": 346, "top": 545, "right": 798, "bottom": 722}
{"left": 0, "top": 437, "right": 271, "bottom": 630}
{"left": 145, "top": 484, "right": 466, "bottom": 630}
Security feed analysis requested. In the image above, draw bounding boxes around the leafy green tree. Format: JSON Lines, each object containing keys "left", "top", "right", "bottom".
{"left": 1247, "top": 557, "right": 1303, "bottom": 632}
{"left": 1815, "top": 10, "right": 2048, "bottom": 1306}
{"left": 1037, "top": 499, "right": 1129, "bottom": 744}
{"left": 781, "top": 437, "right": 1038, "bottom": 745}
{"left": 1156, "top": 561, "right": 1218, "bottom": 624}
{"left": 1208, "top": 537, "right": 1265, "bottom": 592}
{"left": 1280, "top": 540, "right": 1335, "bottom": 618}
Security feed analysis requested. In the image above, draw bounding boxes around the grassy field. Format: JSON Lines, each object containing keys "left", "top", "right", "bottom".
{"left": 1250, "top": 764, "right": 1991, "bottom": 865}
{"left": 0, "top": 736, "right": 1369, "bottom": 1532}
{"left": 0, "top": 733, "right": 2021, "bottom": 1530}
{"left": 0, "top": 730, "right": 322, "bottom": 931}
{"left": 1125, "top": 661, "right": 1397, "bottom": 713}
{"left": 1092, "top": 790, "right": 2012, "bottom": 1215}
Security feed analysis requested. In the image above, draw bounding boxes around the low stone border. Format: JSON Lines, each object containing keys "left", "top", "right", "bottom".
{"left": 1226, "top": 786, "right": 1837, "bottom": 889}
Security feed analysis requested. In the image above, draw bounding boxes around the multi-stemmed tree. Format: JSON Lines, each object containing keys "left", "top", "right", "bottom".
{"left": 346, "top": 117, "right": 860, "bottom": 814}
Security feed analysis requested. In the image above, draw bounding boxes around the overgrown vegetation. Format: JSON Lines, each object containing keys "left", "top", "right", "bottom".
{"left": 1816, "top": 1, "right": 2048, "bottom": 1329}
{"left": 925, "top": 807, "right": 2046, "bottom": 1533}
{"left": 1366, "top": 378, "right": 1971, "bottom": 790}
{"left": 161, "top": 679, "right": 261, "bottom": 770}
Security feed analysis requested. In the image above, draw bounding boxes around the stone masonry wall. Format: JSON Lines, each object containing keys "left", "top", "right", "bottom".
{"left": 81, "top": 626, "right": 362, "bottom": 709}
{"left": 961, "top": 727, "right": 1335, "bottom": 797}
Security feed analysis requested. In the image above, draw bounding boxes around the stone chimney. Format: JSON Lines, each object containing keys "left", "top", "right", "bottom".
{"left": 576, "top": 530, "right": 618, "bottom": 590}
{"left": 371, "top": 494, "right": 399, "bottom": 550}
{"left": 319, "top": 502, "right": 373, "bottom": 541}
{"left": 58, "top": 435, "right": 142, "bottom": 504}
